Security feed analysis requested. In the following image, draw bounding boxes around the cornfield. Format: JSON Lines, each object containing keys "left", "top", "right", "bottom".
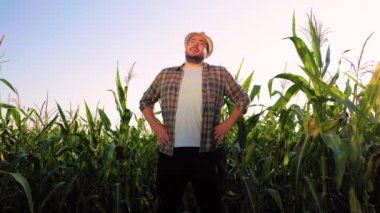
{"left": 1, "top": 13, "right": 379, "bottom": 213}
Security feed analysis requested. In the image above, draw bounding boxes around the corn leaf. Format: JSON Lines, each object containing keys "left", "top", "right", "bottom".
{"left": 322, "top": 46, "right": 330, "bottom": 76}
{"left": 295, "top": 136, "right": 312, "bottom": 200}
{"left": 34, "top": 115, "right": 58, "bottom": 141}
{"left": 116, "top": 68, "right": 127, "bottom": 112}
{"left": 266, "top": 188, "right": 284, "bottom": 212}
{"left": 234, "top": 58, "right": 244, "bottom": 80}
{"left": 271, "top": 73, "right": 315, "bottom": 99}
{"left": 57, "top": 103, "right": 69, "bottom": 131}
{"left": 321, "top": 133, "right": 347, "bottom": 189}
{"left": 242, "top": 71, "right": 253, "bottom": 93}
{"left": 288, "top": 36, "right": 320, "bottom": 81}
{"left": 98, "top": 109, "right": 112, "bottom": 132}
{"left": 309, "top": 17, "right": 322, "bottom": 68}
{"left": 103, "top": 144, "right": 116, "bottom": 178}
{"left": 0, "top": 103, "right": 16, "bottom": 109}
{"left": 40, "top": 181, "right": 66, "bottom": 209}
{"left": 249, "top": 85, "right": 261, "bottom": 102}
{"left": 304, "top": 176, "right": 323, "bottom": 213}
{"left": 292, "top": 11, "right": 297, "bottom": 37}
{"left": 6, "top": 107, "right": 21, "bottom": 129}
{"left": 0, "top": 170, "right": 34, "bottom": 213}
{"left": 243, "top": 139, "right": 256, "bottom": 165}
{"left": 349, "top": 185, "right": 362, "bottom": 213}
{"left": 0, "top": 78, "right": 17, "bottom": 94}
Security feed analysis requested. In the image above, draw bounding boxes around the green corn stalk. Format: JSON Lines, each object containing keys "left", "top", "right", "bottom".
{"left": 108, "top": 64, "right": 134, "bottom": 149}
{"left": 114, "top": 183, "right": 120, "bottom": 213}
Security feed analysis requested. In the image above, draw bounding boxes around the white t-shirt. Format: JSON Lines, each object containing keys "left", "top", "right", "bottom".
{"left": 174, "top": 67, "right": 202, "bottom": 147}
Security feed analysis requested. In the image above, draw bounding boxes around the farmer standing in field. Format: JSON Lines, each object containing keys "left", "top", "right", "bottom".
{"left": 139, "top": 32, "right": 249, "bottom": 212}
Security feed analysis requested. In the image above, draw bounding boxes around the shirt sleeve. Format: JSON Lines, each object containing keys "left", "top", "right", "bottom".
{"left": 139, "top": 73, "right": 161, "bottom": 112}
{"left": 224, "top": 70, "right": 250, "bottom": 114}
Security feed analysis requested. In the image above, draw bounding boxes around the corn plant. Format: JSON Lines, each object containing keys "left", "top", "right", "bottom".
{"left": 266, "top": 12, "right": 379, "bottom": 212}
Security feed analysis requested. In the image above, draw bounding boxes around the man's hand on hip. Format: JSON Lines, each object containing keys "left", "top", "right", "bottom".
{"left": 152, "top": 122, "right": 170, "bottom": 145}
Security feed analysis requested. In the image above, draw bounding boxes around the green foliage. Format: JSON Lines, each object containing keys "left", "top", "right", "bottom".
{"left": 0, "top": 64, "right": 157, "bottom": 212}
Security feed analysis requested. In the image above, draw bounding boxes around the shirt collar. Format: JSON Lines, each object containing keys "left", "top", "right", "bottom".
{"left": 179, "top": 63, "right": 209, "bottom": 71}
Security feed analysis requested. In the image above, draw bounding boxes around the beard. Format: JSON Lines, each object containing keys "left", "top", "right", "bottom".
{"left": 185, "top": 52, "right": 205, "bottom": 64}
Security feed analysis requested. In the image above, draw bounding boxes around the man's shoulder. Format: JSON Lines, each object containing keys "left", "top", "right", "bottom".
{"left": 207, "top": 64, "right": 228, "bottom": 72}
{"left": 156, "top": 66, "right": 181, "bottom": 78}
{"left": 161, "top": 66, "right": 181, "bottom": 72}
{"left": 207, "top": 64, "right": 227, "bottom": 70}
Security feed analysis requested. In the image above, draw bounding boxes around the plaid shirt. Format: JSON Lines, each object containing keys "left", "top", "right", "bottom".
{"left": 139, "top": 63, "right": 249, "bottom": 156}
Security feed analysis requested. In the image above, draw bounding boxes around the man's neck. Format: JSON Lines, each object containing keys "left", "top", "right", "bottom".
{"left": 184, "top": 62, "right": 204, "bottom": 68}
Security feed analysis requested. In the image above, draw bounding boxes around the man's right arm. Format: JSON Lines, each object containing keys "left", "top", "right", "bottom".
{"left": 139, "top": 70, "right": 170, "bottom": 145}
{"left": 142, "top": 106, "right": 170, "bottom": 145}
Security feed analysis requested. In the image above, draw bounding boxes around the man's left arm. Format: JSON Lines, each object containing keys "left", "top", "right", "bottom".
{"left": 214, "top": 70, "right": 250, "bottom": 143}
{"left": 214, "top": 107, "right": 243, "bottom": 143}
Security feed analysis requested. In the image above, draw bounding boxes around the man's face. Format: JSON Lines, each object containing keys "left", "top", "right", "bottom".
{"left": 185, "top": 35, "right": 208, "bottom": 63}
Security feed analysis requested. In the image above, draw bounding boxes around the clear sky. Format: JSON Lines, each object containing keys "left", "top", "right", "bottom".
{"left": 1, "top": 0, "right": 379, "bottom": 124}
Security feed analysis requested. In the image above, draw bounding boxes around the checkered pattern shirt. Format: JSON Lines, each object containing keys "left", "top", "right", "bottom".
{"left": 139, "top": 63, "right": 249, "bottom": 156}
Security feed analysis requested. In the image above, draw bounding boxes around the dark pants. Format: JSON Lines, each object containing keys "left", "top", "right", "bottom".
{"left": 156, "top": 147, "right": 225, "bottom": 213}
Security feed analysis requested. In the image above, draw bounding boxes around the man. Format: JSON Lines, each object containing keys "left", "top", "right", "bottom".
{"left": 139, "top": 32, "right": 249, "bottom": 212}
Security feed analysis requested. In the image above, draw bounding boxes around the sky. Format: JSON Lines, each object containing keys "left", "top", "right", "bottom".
{"left": 1, "top": 0, "right": 379, "bottom": 125}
